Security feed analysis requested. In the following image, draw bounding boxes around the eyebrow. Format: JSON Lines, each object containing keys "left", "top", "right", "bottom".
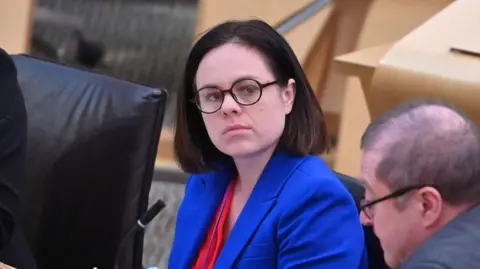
{"left": 197, "top": 75, "right": 262, "bottom": 90}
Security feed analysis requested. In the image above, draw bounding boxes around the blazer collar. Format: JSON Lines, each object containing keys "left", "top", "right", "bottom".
{"left": 181, "top": 151, "right": 307, "bottom": 268}
{"left": 206, "top": 150, "right": 306, "bottom": 200}
{"left": 180, "top": 167, "right": 231, "bottom": 268}
{"left": 214, "top": 150, "right": 306, "bottom": 268}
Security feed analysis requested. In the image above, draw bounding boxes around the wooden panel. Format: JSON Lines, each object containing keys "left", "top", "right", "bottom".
{"left": 195, "top": 0, "right": 313, "bottom": 36}
{"left": 322, "top": 0, "right": 453, "bottom": 115}
{"left": 194, "top": 0, "right": 334, "bottom": 65}
{"left": 0, "top": 0, "right": 34, "bottom": 54}
{"left": 333, "top": 78, "right": 371, "bottom": 176}
{"left": 333, "top": 43, "right": 392, "bottom": 89}
{"left": 333, "top": 0, "right": 453, "bottom": 177}
{"left": 370, "top": 0, "right": 480, "bottom": 122}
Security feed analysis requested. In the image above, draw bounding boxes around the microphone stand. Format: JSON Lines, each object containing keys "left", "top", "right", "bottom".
{"left": 113, "top": 199, "right": 166, "bottom": 269}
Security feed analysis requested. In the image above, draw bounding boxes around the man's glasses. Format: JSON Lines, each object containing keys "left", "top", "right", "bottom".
{"left": 192, "top": 79, "right": 278, "bottom": 114}
{"left": 360, "top": 185, "right": 426, "bottom": 220}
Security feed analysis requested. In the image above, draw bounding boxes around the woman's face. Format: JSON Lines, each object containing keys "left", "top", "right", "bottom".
{"left": 194, "top": 43, "right": 295, "bottom": 159}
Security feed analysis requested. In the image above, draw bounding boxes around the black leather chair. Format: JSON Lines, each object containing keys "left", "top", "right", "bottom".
{"left": 8, "top": 54, "right": 167, "bottom": 269}
{"left": 335, "top": 172, "right": 389, "bottom": 269}
{"left": 0, "top": 48, "right": 37, "bottom": 268}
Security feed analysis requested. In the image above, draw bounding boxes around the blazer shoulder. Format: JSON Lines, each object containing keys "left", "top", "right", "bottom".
{"left": 183, "top": 169, "right": 230, "bottom": 193}
{"left": 279, "top": 155, "right": 355, "bottom": 205}
{"left": 183, "top": 173, "right": 209, "bottom": 193}
{"left": 296, "top": 154, "right": 337, "bottom": 178}
{"left": 274, "top": 156, "right": 367, "bottom": 269}
{"left": 290, "top": 155, "right": 346, "bottom": 191}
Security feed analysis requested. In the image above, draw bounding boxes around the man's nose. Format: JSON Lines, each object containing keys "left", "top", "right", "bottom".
{"left": 220, "top": 93, "right": 241, "bottom": 114}
{"left": 360, "top": 211, "right": 373, "bottom": 226}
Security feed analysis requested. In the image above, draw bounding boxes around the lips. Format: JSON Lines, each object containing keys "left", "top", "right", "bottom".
{"left": 223, "top": 124, "right": 250, "bottom": 134}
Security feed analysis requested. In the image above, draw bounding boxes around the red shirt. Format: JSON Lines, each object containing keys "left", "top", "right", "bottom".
{"left": 192, "top": 180, "right": 236, "bottom": 269}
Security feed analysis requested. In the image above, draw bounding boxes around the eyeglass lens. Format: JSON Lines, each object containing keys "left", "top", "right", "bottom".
{"left": 195, "top": 79, "right": 262, "bottom": 113}
{"left": 361, "top": 199, "right": 374, "bottom": 219}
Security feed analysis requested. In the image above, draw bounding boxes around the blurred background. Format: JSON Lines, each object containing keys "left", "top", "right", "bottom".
{"left": 31, "top": 0, "right": 198, "bottom": 127}
{"left": 0, "top": 0, "right": 465, "bottom": 267}
{"left": 3, "top": 0, "right": 200, "bottom": 267}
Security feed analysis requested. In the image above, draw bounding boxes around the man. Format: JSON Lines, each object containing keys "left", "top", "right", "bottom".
{"left": 0, "top": 47, "right": 38, "bottom": 268}
{"left": 359, "top": 99, "right": 480, "bottom": 269}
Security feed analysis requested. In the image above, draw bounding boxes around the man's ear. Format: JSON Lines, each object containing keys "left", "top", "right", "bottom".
{"left": 283, "top": 78, "right": 296, "bottom": 114}
{"left": 417, "top": 187, "right": 443, "bottom": 228}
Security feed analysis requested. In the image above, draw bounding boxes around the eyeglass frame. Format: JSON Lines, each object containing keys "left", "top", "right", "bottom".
{"left": 360, "top": 184, "right": 428, "bottom": 220}
{"left": 191, "top": 79, "right": 279, "bottom": 114}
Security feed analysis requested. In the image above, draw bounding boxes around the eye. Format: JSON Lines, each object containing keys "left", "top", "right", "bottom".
{"left": 205, "top": 91, "right": 222, "bottom": 101}
{"left": 238, "top": 85, "right": 258, "bottom": 95}
{"left": 198, "top": 88, "right": 222, "bottom": 102}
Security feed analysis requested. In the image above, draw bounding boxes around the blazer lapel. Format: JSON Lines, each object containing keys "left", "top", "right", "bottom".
{"left": 181, "top": 169, "right": 232, "bottom": 268}
{"left": 215, "top": 151, "right": 305, "bottom": 268}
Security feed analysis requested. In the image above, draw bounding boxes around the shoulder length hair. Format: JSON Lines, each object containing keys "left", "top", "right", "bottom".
{"left": 174, "top": 19, "right": 328, "bottom": 173}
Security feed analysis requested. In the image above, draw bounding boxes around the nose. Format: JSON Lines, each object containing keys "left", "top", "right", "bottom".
{"left": 220, "top": 92, "right": 241, "bottom": 115}
{"left": 360, "top": 211, "right": 373, "bottom": 226}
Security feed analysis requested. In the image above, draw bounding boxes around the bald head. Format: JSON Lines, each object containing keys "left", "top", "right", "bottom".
{"left": 361, "top": 99, "right": 480, "bottom": 204}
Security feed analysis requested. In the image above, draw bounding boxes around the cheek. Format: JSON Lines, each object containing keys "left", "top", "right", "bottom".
{"left": 248, "top": 103, "right": 285, "bottom": 137}
{"left": 373, "top": 205, "right": 412, "bottom": 252}
{"left": 373, "top": 204, "right": 401, "bottom": 239}
{"left": 201, "top": 114, "right": 222, "bottom": 140}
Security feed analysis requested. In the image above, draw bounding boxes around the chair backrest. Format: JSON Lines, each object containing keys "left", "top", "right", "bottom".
{"left": 0, "top": 48, "right": 39, "bottom": 269}
{"left": 13, "top": 55, "right": 167, "bottom": 269}
{"left": 334, "top": 171, "right": 389, "bottom": 269}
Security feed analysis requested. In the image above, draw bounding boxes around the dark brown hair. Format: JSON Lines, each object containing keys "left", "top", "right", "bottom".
{"left": 174, "top": 19, "right": 328, "bottom": 173}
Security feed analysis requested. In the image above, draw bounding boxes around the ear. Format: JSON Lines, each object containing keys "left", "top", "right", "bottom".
{"left": 282, "top": 78, "right": 296, "bottom": 114}
{"left": 417, "top": 187, "right": 443, "bottom": 228}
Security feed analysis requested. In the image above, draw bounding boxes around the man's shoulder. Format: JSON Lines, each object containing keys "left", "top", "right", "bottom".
{"left": 401, "top": 244, "right": 460, "bottom": 269}
{"left": 401, "top": 261, "right": 448, "bottom": 269}
{"left": 403, "top": 234, "right": 480, "bottom": 269}
{"left": 402, "top": 205, "right": 480, "bottom": 269}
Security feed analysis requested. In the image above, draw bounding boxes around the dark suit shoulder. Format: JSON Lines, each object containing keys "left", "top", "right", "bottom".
{"left": 402, "top": 261, "right": 448, "bottom": 269}
{"left": 402, "top": 205, "right": 480, "bottom": 269}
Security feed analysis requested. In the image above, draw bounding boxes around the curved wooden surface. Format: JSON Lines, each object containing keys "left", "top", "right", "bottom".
{"left": 303, "top": 0, "right": 372, "bottom": 138}
{"left": 195, "top": 0, "right": 329, "bottom": 64}
{"left": 0, "top": 0, "right": 34, "bottom": 54}
{"left": 332, "top": 0, "right": 453, "bottom": 176}
{"left": 369, "top": 0, "right": 480, "bottom": 123}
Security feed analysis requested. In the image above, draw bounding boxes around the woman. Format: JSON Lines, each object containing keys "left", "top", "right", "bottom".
{"left": 169, "top": 19, "right": 368, "bottom": 268}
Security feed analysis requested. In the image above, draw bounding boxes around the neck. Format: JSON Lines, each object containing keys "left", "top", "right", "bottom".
{"left": 233, "top": 146, "right": 277, "bottom": 194}
{"left": 437, "top": 202, "right": 474, "bottom": 227}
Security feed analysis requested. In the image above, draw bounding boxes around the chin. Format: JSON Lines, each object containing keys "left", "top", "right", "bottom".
{"left": 222, "top": 146, "right": 259, "bottom": 158}
{"left": 218, "top": 141, "right": 263, "bottom": 158}
{"left": 384, "top": 252, "right": 401, "bottom": 269}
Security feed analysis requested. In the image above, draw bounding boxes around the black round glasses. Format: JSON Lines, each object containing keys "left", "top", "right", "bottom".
{"left": 360, "top": 184, "right": 427, "bottom": 220}
{"left": 192, "top": 79, "right": 278, "bottom": 114}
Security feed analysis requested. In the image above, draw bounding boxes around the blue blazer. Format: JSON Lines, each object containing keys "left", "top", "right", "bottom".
{"left": 169, "top": 151, "right": 369, "bottom": 268}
